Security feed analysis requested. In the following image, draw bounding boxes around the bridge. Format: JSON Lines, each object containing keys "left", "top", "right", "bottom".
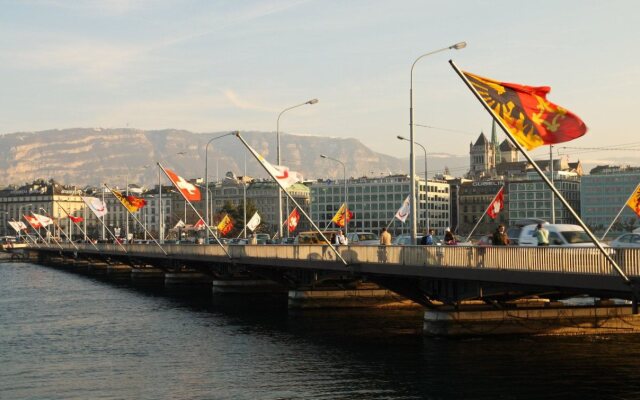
{"left": 16, "top": 243, "right": 640, "bottom": 335}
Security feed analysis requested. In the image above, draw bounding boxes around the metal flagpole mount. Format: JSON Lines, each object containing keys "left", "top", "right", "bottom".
{"left": 448, "top": 59, "right": 631, "bottom": 286}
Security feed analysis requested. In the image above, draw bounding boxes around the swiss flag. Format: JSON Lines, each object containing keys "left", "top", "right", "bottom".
{"left": 194, "top": 218, "right": 206, "bottom": 230}
{"left": 24, "top": 214, "right": 42, "bottom": 229}
{"left": 165, "top": 168, "right": 201, "bottom": 201}
{"left": 487, "top": 187, "right": 505, "bottom": 219}
{"left": 287, "top": 208, "right": 300, "bottom": 233}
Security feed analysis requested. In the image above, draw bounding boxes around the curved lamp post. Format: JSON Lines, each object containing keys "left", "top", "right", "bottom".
{"left": 320, "top": 154, "right": 348, "bottom": 235}
{"left": 398, "top": 135, "right": 429, "bottom": 232}
{"left": 204, "top": 131, "right": 237, "bottom": 241}
{"left": 408, "top": 41, "right": 466, "bottom": 242}
{"left": 276, "top": 98, "right": 318, "bottom": 238}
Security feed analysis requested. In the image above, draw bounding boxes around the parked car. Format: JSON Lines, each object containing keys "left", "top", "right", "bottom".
{"left": 346, "top": 231, "right": 379, "bottom": 245}
{"left": 294, "top": 230, "right": 339, "bottom": 245}
{"left": 609, "top": 233, "right": 640, "bottom": 248}
{"left": 392, "top": 234, "right": 424, "bottom": 245}
{"left": 517, "top": 224, "right": 594, "bottom": 247}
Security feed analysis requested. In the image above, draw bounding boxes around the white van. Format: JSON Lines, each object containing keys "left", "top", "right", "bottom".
{"left": 517, "top": 224, "right": 594, "bottom": 247}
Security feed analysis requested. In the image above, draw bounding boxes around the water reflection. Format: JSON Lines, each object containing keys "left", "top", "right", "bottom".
{"left": 2, "top": 262, "right": 640, "bottom": 399}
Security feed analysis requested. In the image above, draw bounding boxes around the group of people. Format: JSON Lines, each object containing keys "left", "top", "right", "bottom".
{"left": 491, "top": 223, "right": 549, "bottom": 246}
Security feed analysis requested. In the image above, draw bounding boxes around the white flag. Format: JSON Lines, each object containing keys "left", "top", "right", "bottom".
{"left": 238, "top": 138, "right": 303, "bottom": 189}
{"left": 174, "top": 219, "right": 186, "bottom": 229}
{"left": 82, "top": 196, "right": 108, "bottom": 218}
{"left": 8, "top": 221, "right": 27, "bottom": 232}
{"left": 32, "top": 213, "right": 54, "bottom": 227}
{"left": 395, "top": 195, "right": 411, "bottom": 223}
{"left": 246, "top": 212, "right": 261, "bottom": 232}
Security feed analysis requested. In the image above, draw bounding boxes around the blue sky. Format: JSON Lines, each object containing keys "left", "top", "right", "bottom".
{"left": 1, "top": 0, "right": 638, "bottom": 163}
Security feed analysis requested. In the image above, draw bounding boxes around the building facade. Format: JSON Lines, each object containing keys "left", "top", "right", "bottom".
{"left": 581, "top": 165, "right": 640, "bottom": 234}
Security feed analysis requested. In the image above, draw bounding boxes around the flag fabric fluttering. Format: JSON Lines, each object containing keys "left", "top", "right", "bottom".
{"left": 217, "top": 215, "right": 233, "bottom": 236}
{"left": 487, "top": 187, "right": 505, "bottom": 219}
{"left": 194, "top": 218, "right": 206, "bottom": 231}
{"left": 173, "top": 219, "right": 186, "bottom": 229}
{"left": 462, "top": 71, "right": 587, "bottom": 150}
{"left": 239, "top": 140, "right": 303, "bottom": 189}
{"left": 331, "top": 203, "right": 354, "bottom": 228}
{"left": 395, "top": 195, "right": 411, "bottom": 223}
{"left": 32, "top": 213, "right": 53, "bottom": 227}
{"left": 69, "top": 215, "right": 84, "bottom": 223}
{"left": 164, "top": 168, "right": 201, "bottom": 201}
{"left": 287, "top": 208, "right": 300, "bottom": 233}
{"left": 112, "top": 189, "right": 147, "bottom": 213}
{"left": 8, "top": 221, "right": 27, "bottom": 232}
{"left": 82, "top": 196, "right": 108, "bottom": 218}
{"left": 246, "top": 212, "right": 261, "bottom": 232}
{"left": 24, "top": 215, "right": 42, "bottom": 229}
{"left": 627, "top": 184, "right": 640, "bottom": 218}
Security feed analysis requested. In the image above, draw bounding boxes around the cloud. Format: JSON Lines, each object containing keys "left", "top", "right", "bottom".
{"left": 224, "top": 90, "right": 273, "bottom": 112}
{"left": 24, "top": 0, "right": 148, "bottom": 15}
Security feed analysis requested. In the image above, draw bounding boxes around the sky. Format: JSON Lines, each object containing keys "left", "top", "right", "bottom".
{"left": 1, "top": 0, "right": 639, "bottom": 165}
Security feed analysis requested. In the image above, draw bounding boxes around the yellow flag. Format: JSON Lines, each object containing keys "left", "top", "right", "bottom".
{"left": 626, "top": 184, "right": 640, "bottom": 217}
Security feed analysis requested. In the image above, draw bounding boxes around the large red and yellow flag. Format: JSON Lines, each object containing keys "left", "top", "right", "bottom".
{"left": 112, "top": 189, "right": 147, "bottom": 213}
{"left": 626, "top": 184, "right": 640, "bottom": 217}
{"left": 463, "top": 71, "right": 587, "bottom": 150}
{"left": 331, "top": 203, "right": 354, "bottom": 228}
{"left": 217, "top": 215, "right": 233, "bottom": 236}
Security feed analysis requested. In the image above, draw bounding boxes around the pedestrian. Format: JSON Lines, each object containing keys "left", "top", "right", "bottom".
{"left": 444, "top": 228, "right": 456, "bottom": 245}
{"left": 492, "top": 224, "right": 510, "bottom": 246}
{"left": 380, "top": 227, "right": 392, "bottom": 245}
{"left": 535, "top": 223, "right": 549, "bottom": 246}
{"left": 421, "top": 229, "right": 435, "bottom": 245}
{"left": 334, "top": 229, "right": 348, "bottom": 246}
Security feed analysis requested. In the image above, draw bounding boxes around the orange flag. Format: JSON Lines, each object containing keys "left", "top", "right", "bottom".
{"left": 217, "top": 215, "right": 233, "bottom": 236}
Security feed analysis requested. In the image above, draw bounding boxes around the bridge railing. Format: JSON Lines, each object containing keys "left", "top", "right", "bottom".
{"left": 32, "top": 243, "right": 640, "bottom": 277}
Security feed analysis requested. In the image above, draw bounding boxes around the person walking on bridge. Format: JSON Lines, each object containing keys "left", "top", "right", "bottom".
{"left": 535, "top": 223, "right": 549, "bottom": 246}
{"left": 380, "top": 228, "right": 391, "bottom": 245}
{"left": 492, "top": 224, "right": 510, "bottom": 246}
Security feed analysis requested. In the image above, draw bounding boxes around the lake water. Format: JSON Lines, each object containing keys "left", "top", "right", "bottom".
{"left": 2, "top": 261, "right": 640, "bottom": 399}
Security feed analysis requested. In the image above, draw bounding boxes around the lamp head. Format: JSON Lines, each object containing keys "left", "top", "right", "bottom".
{"left": 451, "top": 42, "right": 467, "bottom": 50}
{"left": 320, "top": 154, "right": 327, "bottom": 159}
{"left": 307, "top": 99, "right": 319, "bottom": 105}
{"left": 397, "top": 135, "right": 407, "bottom": 141}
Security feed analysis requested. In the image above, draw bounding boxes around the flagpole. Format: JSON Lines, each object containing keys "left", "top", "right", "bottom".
{"left": 30, "top": 212, "right": 63, "bottom": 249}
{"left": 234, "top": 132, "right": 348, "bottom": 265}
{"left": 449, "top": 59, "right": 631, "bottom": 285}
{"left": 55, "top": 200, "right": 99, "bottom": 251}
{"left": 464, "top": 186, "right": 504, "bottom": 243}
{"left": 601, "top": 183, "right": 640, "bottom": 240}
{"left": 11, "top": 219, "right": 40, "bottom": 247}
{"left": 39, "top": 208, "right": 78, "bottom": 251}
{"left": 83, "top": 197, "right": 127, "bottom": 253}
{"left": 24, "top": 215, "right": 51, "bottom": 247}
{"left": 104, "top": 184, "right": 167, "bottom": 256}
{"left": 157, "top": 162, "right": 231, "bottom": 258}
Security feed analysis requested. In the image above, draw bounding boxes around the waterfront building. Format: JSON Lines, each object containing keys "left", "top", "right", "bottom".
{"left": 458, "top": 180, "right": 508, "bottom": 236}
{"left": 581, "top": 165, "right": 640, "bottom": 234}
{"left": 310, "top": 175, "right": 450, "bottom": 236}
{"left": 0, "top": 180, "right": 85, "bottom": 238}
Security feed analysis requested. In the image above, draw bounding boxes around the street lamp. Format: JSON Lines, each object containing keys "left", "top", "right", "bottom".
{"left": 204, "top": 131, "right": 237, "bottom": 241}
{"left": 398, "top": 135, "right": 429, "bottom": 232}
{"left": 408, "top": 41, "right": 466, "bottom": 242}
{"left": 320, "top": 154, "right": 348, "bottom": 235}
{"left": 276, "top": 98, "right": 318, "bottom": 238}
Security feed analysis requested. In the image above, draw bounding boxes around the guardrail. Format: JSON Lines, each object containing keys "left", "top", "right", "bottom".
{"left": 28, "top": 243, "right": 640, "bottom": 277}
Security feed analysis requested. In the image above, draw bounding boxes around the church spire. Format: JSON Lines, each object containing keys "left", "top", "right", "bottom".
{"left": 491, "top": 119, "right": 501, "bottom": 164}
